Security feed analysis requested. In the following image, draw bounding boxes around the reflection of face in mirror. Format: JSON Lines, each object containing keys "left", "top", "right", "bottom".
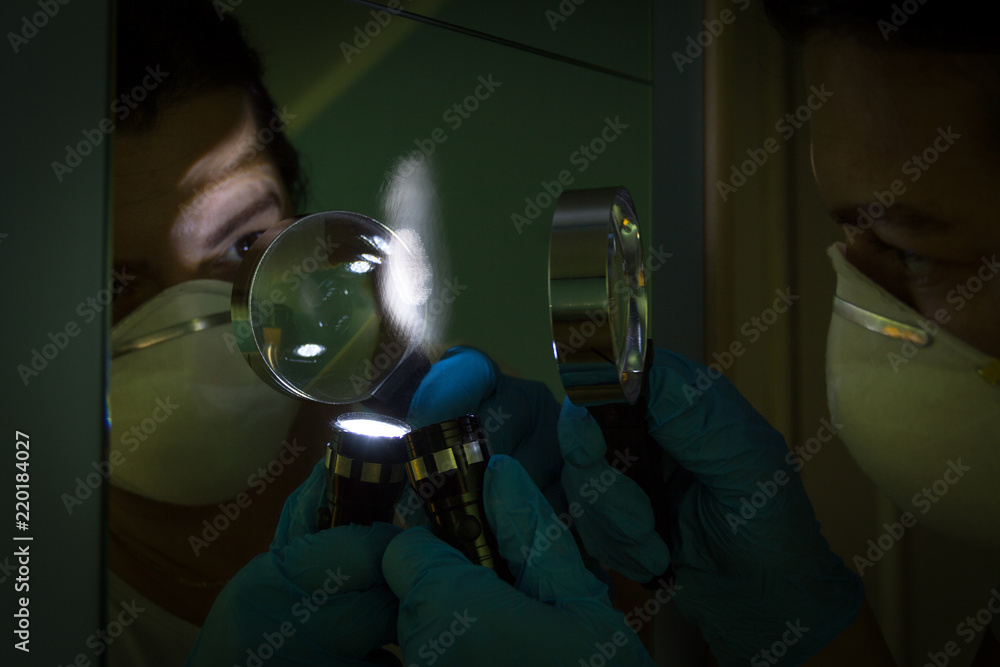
{"left": 781, "top": 11, "right": 1000, "bottom": 554}
{"left": 113, "top": 88, "right": 290, "bottom": 323}
{"left": 108, "top": 1, "right": 334, "bottom": 657}
{"left": 804, "top": 33, "right": 1000, "bottom": 358}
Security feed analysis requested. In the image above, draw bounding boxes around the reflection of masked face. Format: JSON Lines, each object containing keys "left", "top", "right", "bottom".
{"left": 825, "top": 243, "right": 1000, "bottom": 551}
{"left": 110, "top": 280, "right": 301, "bottom": 505}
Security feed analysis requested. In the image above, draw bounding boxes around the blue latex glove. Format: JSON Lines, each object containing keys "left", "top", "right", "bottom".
{"left": 383, "top": 455, "right": 655, "bottom": 666}
{"left": 185, "top": 459, "right": 402, "bottom": 666}
{"left": 559, "top": 349, "right": 864, "bottom": 665}
{"left": 400, "top": 346, "right": 566, "bottom": 517}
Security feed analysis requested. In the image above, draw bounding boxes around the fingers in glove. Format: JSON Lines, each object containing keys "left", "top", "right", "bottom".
{"left": 645, "top": 349, "right": 792, "bottom": 501}
{"left": 560, "top": 461, "right": 671, "bottom": 582}
{"left": 408, "top": 346, "right": 564, "bottom": 508}
{"left": 192, "top": 523, "right": 402, "bottom": 665}
{"left": 406, "top": 346, "right": 498, "bottom": 428}
{"left": 481, "top": 374, "right": 563, "bottom": 492}
{"left": 270, "top": 457, "right": 328, "bottom": 551}
{"left": 485, "top": 455, "right": 609, "bottom": 604}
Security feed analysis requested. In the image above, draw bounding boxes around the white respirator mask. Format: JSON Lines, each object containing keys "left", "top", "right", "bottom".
{"left": 825, "top": 242, "right": 1000, "bottom": 551}
{"left": 109, "top": 279, "right": 302, "bottom": 505}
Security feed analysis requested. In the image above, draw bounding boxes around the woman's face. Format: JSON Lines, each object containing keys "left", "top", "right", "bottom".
{"left": 112, "top": 87, "right": 293, "bottom": 324}
{"left": 804, "top": 32, "right": 1000, "bottom": 358}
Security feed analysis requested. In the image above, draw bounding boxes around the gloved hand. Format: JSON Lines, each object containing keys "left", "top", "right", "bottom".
{"left": 383, "top": 454, "right": 655, "bottom": 667}
{"left": 559, "top": 348, "right": 864, "bottom": 665}
{"left": 185, "top": 458, "right": 402, "bottom": 666}
{"left": 398, "top": 346, "right": 566, "bottom": 520}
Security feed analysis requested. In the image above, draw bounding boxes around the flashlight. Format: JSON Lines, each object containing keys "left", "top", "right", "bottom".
{"left": 402, "top": 414, "right": 512, "bottom": 582}
{"left": 317, "top": 412, "right": 411, "bottom": 529}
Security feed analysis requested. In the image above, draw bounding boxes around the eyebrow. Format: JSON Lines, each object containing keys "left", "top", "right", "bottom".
{"left": 830, "top": 203, "right": 952, "bottom": 235}
{"left": 206, "top": 192, "right": 282, "bottom": 249}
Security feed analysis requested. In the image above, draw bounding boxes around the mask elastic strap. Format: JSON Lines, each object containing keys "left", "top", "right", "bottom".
{"left": 833, "top": 296, "right": 1000, "bottom": 386}
{"left": 979, "top": 361, "right": 1000, "bottom": 386}
{"left": 833, "top": 296, "right": 931, "bottom": 346}
{"left": 112, "top": 312, "right": 231, "bottom": 359}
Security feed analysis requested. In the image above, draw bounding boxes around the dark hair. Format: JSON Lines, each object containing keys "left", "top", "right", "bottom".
{"left": 762, "top": 0, "right": 1000, "bottom": 53}
{"left": 115, "top": 0, "right": 307, "bottom": 210}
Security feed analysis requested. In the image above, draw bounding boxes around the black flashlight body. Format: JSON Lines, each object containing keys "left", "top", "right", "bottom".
{"left": 403, "top": 415, "right": 513, "bottom": 583}
{"left": 317, "top": 422, "right": 409, "bottom": 529}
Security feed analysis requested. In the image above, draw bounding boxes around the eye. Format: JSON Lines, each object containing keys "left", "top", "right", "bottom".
{"left": 896, "top": 248, "right": 936, "bottom": 282}
{"left": 111, "top": 263, "right": 136, "bottom": 300}
{"left": 218, "top": 230, "right": 266, "bottom": 265}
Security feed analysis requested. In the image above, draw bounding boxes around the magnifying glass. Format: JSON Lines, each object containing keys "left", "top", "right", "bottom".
{"left": 549, "top": 186, "right": 648, "bottom": 403}
{"left": 231, "top": 210, "right": 432, "bottom": 418}
{"left": 549, "top": 186, "right": 674, "bottom": 580}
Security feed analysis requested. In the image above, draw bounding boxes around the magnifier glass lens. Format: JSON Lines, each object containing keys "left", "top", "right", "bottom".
{"left": 608, "top": 231, "right": 628, "bottom": 361}
{"left": 549, "top": 187, "right": 648, "bottom": 405}
{"left": 238, "top": 212, "right": 424, "bottom": 403}
{"left": 609, "top": 198, "right": 646, "bottom": 400}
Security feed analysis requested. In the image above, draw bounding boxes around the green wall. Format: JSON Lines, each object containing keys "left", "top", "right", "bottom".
{"left": 237, "top": 0, "right": 654, "bottom": 394}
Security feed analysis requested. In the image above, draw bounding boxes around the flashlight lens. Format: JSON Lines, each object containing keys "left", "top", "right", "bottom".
{"left": 321, "top": 411, "right": 410, "bottom": 529}
{"left": 336, "top": 413, "right": 411, "bottom": 438}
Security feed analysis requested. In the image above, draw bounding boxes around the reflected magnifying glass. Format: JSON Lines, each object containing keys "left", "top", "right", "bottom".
{"left": 549, "top": 186, "right": 674, "bottom": 582}
{"left": 231, "top": 210, "right": 431, "bottom": 418}
{"left": 549, "top": 186, "right": 649, "bottom": 403}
